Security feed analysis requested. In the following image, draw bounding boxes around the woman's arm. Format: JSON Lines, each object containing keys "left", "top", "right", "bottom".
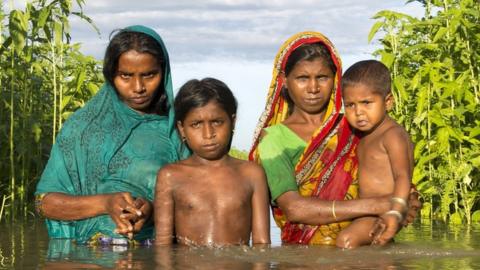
{"left": 40, "top": 192, "right": 141, "bottom": 236}
{"left": 276, "top": 191, "right": 391, "bottom": 225}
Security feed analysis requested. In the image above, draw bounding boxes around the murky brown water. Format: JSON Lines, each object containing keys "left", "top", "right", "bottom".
{"left": 1, "top": 219, "right": 479, "bottom": 269}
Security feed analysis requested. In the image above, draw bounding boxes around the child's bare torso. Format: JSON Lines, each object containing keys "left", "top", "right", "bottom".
{"left": 357, "top": 117, "right": 411, "bottom": 198}
{"left": 170, "top": 158, "right": 255, "bottom": 246}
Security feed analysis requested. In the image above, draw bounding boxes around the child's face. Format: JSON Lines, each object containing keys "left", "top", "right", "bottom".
{"left": 343, "top": 83, "right": 392, "bottom": 133}
{"left": 177, "top": 101, "right": 234, "bottom": 161}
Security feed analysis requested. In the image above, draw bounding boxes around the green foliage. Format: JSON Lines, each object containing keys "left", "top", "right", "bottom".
{"left": 0, "top": 0, "right": 102, "bottom": 221}
{"left": 370, "top": 0, "right": 480, "bottom": 224}
{"left": 229, "top": 147, "right": 248, "bottom": 160}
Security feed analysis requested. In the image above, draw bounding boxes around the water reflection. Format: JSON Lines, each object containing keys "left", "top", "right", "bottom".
{"left": 1, "top": 220, "right": 480, "bottom": 269}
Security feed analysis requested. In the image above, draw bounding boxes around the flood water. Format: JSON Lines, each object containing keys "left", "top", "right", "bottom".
{"left": 1, "top": 219, "right": 479, "bottom": 269}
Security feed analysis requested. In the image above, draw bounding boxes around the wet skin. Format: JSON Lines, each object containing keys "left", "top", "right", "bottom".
{"left": 154, "top": 101, "right": 270, "bottom": 246}
{"left": 336, "top": 84, "right": 414, "bottom": 248}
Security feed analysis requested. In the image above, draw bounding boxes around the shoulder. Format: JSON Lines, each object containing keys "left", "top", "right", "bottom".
{"left": 58, "top": 88, "right": 109, "bottom": 139}
{"left": 231, "top": 158, "right": 266, "bottom": 183}
{"left": 258, "top": 124, "right": 289, "bottom": 147}
{"left": 382, "top": 119, "right": 413, "bottom": 147}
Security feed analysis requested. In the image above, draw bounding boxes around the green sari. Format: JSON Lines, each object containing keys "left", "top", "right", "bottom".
{"left": 35, "top": 25, "right": 189, "bottom": 244}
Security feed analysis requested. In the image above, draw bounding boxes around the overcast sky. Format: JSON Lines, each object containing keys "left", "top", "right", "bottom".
{"left": 11, "top": 0, "right": 425, "bottom": 150}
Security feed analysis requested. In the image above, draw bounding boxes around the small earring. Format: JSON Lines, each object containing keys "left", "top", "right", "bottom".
{"left": 182, "top": 136, "right": 186, "bottom": 142}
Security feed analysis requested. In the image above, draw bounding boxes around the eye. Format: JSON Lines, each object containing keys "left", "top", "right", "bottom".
{"left": 362, "top": 100, "right": 372, "bottom": 105}
{"left": 119, "top": 73, "right": 132, "bottom": 79}
{"left": 345, "top": 103, "right": 354, "bottom": 108}
{"left": 143, "top": 72, "right": 158, "bottom": 79}
{"left": 317, "top": 75, "right": 329, "bottom": 81}
{"left": 212, "top": 119, "right": 224, "bottom": 126}
{"left": 190, "top": 121, "right": 201, "bottom": 128}
{"left": 296, "top": 75, "right": 308, "bottom": 82}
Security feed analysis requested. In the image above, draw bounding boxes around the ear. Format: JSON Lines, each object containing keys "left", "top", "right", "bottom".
{"left": 385, "top": 93, "right": 394, "bottom": 111}
{"left": 280, "top": 71, "right": 287, "bottom": 85}
{"left": 177, "top": 120, "right": 186, "bottom": 139}
{"left": 231, "top": 114, "right": 237, "bottom": 130}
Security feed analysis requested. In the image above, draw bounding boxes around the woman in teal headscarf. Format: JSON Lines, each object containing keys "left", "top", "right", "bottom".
{"left": 35, "top": 25, "right": 189, "bottom": 245}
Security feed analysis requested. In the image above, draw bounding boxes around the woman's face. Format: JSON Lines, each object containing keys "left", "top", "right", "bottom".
{"left": 283, "top": 58, "right": 334, "bottom": 116}
{"left": 114, "top": 50, "right": 162, "bottom": 113}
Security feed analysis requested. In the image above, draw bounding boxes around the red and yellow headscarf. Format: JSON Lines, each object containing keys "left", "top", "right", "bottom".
{"left": 249, "top": 31, "right": 359, "bottom": 245}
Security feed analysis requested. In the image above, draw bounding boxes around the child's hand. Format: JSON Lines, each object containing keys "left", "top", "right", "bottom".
{"left": 370, "top": 211, "right": 401, "bottom": 246}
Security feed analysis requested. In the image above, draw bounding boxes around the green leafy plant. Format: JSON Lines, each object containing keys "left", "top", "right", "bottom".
{"left": 369, "top": 0, "right": 479, "bottom": 224}
{"left": 0, "top": 0, "right": 102, "bottom": 221}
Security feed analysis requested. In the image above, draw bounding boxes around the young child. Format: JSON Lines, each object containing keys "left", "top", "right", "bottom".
{"left": 336, "top": 60, "right": 414, "bottom": 248}
{"left": 154, "top": 77, "right": 271, "bottom": 246}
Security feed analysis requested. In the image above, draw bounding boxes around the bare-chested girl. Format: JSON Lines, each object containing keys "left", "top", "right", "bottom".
{"left": 336, "top": 60, "right": 414, "bottom": 248}
{"left": 154, "top": 77, "right": 270, "bottom": 246}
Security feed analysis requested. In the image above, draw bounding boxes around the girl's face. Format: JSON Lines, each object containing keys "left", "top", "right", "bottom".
{"left": 282, "top": 57, "right": 334, "bottom": 116}
{"left": 114, "top": 50, "right": 162, "bottom": 113}
{"left": 177, "top": 101, "right": 235, "bottom": 161}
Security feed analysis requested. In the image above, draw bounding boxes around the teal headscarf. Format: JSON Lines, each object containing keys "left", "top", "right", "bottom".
{"left": 36, "top": 25, "right": 189, "bottom": 244}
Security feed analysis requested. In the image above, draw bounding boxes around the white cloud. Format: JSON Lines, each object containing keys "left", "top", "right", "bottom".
{"left": 7, "top": 0, "right": 425, "bottom": 150}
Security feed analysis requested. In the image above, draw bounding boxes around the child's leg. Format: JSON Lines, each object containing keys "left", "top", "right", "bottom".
{"left": 336, "top": 217, "right": 377, "bottom": 249}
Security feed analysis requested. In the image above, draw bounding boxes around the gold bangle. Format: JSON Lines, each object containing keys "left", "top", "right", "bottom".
{"left": 332, "top": 200, "right": 337, "bottom": 221}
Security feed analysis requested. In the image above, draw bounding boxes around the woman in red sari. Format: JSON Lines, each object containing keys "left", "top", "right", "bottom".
{"left": 249, "top": 31, "right": 419, "bottom": 245}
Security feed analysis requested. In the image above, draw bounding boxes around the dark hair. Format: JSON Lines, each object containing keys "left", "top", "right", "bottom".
{"left": 282, "top": 42, "right": 336, "bottom": 111}
{"left": 103, "top": 30, "right": 168, "bottom": 115}
{"left": 342, "top": 60, "right": 391, "bottom": 97}
{"left": 174, "top": 77, "right": 238, "bottom": 123}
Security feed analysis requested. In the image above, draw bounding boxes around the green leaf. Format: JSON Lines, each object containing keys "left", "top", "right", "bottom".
{"left": 432, "top": 27, "right": 448, "bottom": 42}
{"left": 449, "top": 212, "right": 463, "bottom": 225}
{"left": 54, "top": 21, "right": 62, "bottom": 46}
{"left": 368, "top": 21, "right": 384, "bottom": 43}
{"left": 472, "top": 211, "right": 480, "bottom": 223}
{"left": 37, "top": 6, "right": 52, "bottom": 29}
{"left": 32, "top": 123, "right": 42, "bottom": 143}
{"left": 8, "top": 10, "right": 28, "bottom": 52}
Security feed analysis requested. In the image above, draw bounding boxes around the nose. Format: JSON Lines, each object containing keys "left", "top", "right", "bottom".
{"left": 202, "top": 123, "right": 216, "bottom": 139}
{"left": 354, "top": 105, "right": 363, "bottom": 116}
{"left": 307, "top": 79, "right": 319, "bottom": 94}
{"left": 133, "top": 77, "right": 146, "bottom": 93}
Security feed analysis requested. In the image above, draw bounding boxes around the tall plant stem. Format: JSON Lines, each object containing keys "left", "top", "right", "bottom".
{"left": 51, "top": 40, "right": 57, "bottom": 144}
{"left": 9, "top": 47, "right": 15, "bottom": 217}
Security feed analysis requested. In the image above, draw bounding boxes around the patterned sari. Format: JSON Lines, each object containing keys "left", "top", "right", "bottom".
{"left": 249, "top": 32, "right": 359, "bottom": 245}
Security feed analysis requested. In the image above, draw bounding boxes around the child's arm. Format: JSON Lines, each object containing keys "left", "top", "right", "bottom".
{"left": 372, "top": 127, "right": 413, "bottom": 245}
{"left": 154, "top": 166, "right": 175, "bottom": 245}
{"left": 250, "top": 164, "right": 271, "bottom": 245}
{"left": 385, "top": 126, "right": 413, "bottom": 214}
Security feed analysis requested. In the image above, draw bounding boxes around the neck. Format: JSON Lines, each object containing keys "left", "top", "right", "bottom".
{"left": 190, "top": 153, "right": 231, "bottom": 167}
{"left": 289, "top": 109, "right": 326, "bottom": 125}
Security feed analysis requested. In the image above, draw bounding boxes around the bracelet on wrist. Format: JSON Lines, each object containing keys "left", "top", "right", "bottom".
{"left": 384, "top": 210, "right": 403, "bottom": 223}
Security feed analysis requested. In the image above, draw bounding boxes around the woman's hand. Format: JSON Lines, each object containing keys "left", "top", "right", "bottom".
{"left": 401, "top": 187, "right": 422, "bottom": 227}
{"left": 131, "top": 197, "right": 153, "bottom": 233}
{"left": 105, "top": 192, "right": 142, "bottom": 238}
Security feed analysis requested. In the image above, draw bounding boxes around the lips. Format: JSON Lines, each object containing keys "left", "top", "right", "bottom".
{"left": 356, "top": 120, "right": 368, "bottom": 127}
{"left": 202, "top": 143, "right": 219, "bottom": 151}
{"left": 304, "top": 97, "right": 322, "bottom": 104}
{"left": 130, "top": 96, "right": 149, "bottom": 105}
